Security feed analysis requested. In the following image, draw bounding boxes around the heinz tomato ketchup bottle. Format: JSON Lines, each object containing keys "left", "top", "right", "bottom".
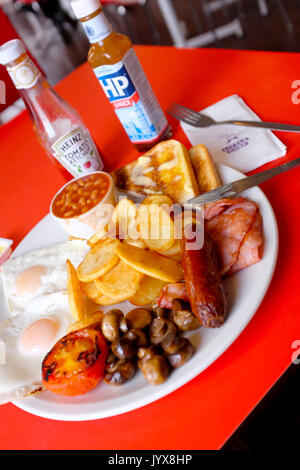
{"left": 0, "top": 39, "right": 104, "bottom": 179}
{"left": 71, "top": 0, "right": 172, "bottom": 152}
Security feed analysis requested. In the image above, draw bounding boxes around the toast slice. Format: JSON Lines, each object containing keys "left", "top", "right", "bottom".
{"left": 189, "top": 144, "right": 221, "bottom": 193}
{"left": 112, "top": 140, "right": 199, "bottom": 205}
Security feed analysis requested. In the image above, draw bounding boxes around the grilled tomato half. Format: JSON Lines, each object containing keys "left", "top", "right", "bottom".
{"left": 42, "top": 326, "right": 108, "bottom": 396}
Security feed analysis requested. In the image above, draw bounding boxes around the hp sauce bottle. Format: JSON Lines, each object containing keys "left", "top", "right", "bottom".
{"left": 71, "top": 0, "right": 172, "bottom": 152}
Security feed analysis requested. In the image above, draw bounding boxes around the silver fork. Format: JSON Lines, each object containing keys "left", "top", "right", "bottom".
{"left": 167, "top": 103, "right": 300, "bottom": 132}
{"left": 187, "top": 157, "right": 300, "bottom": 204}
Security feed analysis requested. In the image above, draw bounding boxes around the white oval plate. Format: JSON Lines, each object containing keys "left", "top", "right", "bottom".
{"left": 0, "top": 164, "right": 278, "bottom": 421}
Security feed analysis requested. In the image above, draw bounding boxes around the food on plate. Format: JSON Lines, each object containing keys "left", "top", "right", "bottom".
{"left": 110, "top": 198, "right": 139, "bottom": 240}
{"left": 129, "top": 277, "right": 168, "bottom": 306}
{"left": 126, "top": 308, "right": 153, "bottom": 329}
{"left": 158, "top": 196, "right": 263, "bottom": 327}
{"left": 124, "top": 328, "right": 148, "bottom": 347}
{"left": 99, "top": 306, "right": 195, "bottom": 386}
{"left": 140, "top": 194, "right": 174, "bottom": 207}
{"left": 95, "top": 260, "right": 144, "bottom": 300}
{"left": 147, "top": 316, "right": 195, "bottom": 368}
{"left": 111, "top": 140, "right": 200, "bottom": 204}
{"left": 67, "top": 311, "right": 104, "bottom": 333}
{"left": 50, "top": 171, "right": 116, "bottom": 239}
{"left": 157, "top": 283, "right": 190, "bottom": 309}
{"left": 52, "top": 172, "right": 111, "bottom": 219}
{"left": 1, "top": 240, "right": 89, "bottom": 317}
{"left": 0, "top": 292, "right": 74, "bottom": 404}
{"left": 104, "top": 356, "right": 136, "bottom": 385}
{"left": 166, "top": 337, "right": 195, "bottom": 368}
{"left": 149, "top": 317, "right": 177, "bottom": 346}
{"left": 123, "top": 238, "right": 147, "bottom": 249}
{"left": 87, "top": 223, "right": 112, "bottom": 247}
{"left": 102, "top": 309, "right": 144, "bottom": 385}
{"left": 93, "top": 294, "right": 124, "bottom": 306}
{"left": 189, "top": 144, "right": 221, "bottom": 193}
{"left": 158, "top": 239, "right": 182, "bottom": 258}
{"left": 101, "top": 309, "right": 128, "bottom": 342}
{"left": 68, "top": 235, "right": 88, "bottom": 242}
{"left": 111, "top": 336, "right": 138, "bottom": 360}
{"left": 42, "top": 324, "right": 108, "bottom": 396}
{"left": 138, "top": 346, "right": 170, "bottom": 385}
{"left": 204, "top": 197, "right": 264, "bottom": 276}
{"left": 137, "top": 203, "right": 175, "bottom": 252}
{"left": 168, "top": 253, "right": 183, "bottom": 264}
{"left": 0, "top": 134, "right": 268, "bottom": 405}
{"left": 80, "top": 279, "right": 102, "bottom": 301}
{"left": 66, "top": 260, "right": 86, "bottom": 320}
{"left": 170, "top": 299, "right": 201, "bottom": 331}
{"left": 116, "top": 243, "right": 184, "bottom": 283}
{"left": 76, "top": 238, "right": 120, "bottom": 282}
{"left": 152, "top": 306, "right": 170, "bottom": 317}
{"left": 182, "top": 227, "right": 227, "bottom": 328}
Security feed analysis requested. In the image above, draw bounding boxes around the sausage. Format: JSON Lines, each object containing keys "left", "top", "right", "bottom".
{"left": 182, "top": 225, "right": 227, "bottom": 328}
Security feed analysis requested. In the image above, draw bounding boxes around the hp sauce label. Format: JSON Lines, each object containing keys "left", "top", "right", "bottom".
{"left": 93, "top": 49, "right": 168, "bottom": 144}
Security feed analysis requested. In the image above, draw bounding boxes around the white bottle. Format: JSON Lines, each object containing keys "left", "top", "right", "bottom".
{"left": 0, "top": 39, "right": 104, "bottom": 178}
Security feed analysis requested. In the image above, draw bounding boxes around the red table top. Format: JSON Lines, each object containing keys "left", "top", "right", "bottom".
{"left": 1, "top": 45, "right": 300, "bottom": 450}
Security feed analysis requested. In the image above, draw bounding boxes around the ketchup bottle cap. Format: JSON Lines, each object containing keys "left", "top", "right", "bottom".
{"left": 0, "top": 39, "right": 26, "bottom": 65}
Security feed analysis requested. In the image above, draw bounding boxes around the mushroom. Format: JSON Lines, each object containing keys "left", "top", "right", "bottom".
{"left": 171, "top": 299, "right": 201, "bottom": 331}
{"left": 104, "top": 359, "right": 136, "bottom": 385}
{"left": 124, "top": 328, "right": 148, "bottom": 347}
{"left": 137, "top": 346, "right": 170, "bottom": 385}
{"left": 171, "top": 299, "right": 190, "bottom": 310}
{"left": 101, "top": 309, "right": 127, "bottom": 342}
{"left": 151, "top": 306, "right": 169, "bottom": 318}
{"left": 166, "top": 337, "right": 194, "bottom": 368}
{"left": 106, "top": 350, "right": 118, "bottom": 366}
{"left": 138, "top": 345, "right": 158, "bottom": 361}
{"left": 149, "top": 317, "right": 177, "bottom": 346}
{"left": 161, "top": 335, "right": 186, "bottom": 355}
{"left": 126, "top": 308, "right": 152, "bottom": 330}
{"left": 111, "top": 336, "right": 137, "bottom": 360}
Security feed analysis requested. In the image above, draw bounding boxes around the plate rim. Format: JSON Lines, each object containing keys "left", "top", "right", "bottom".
{"left": 7, "top": 163, "right": 278, "bottom": 421}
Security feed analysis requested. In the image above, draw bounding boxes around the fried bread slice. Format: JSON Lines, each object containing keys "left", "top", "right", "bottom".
{"left": 111, "top": 140, "right": 199, "bottom": 205}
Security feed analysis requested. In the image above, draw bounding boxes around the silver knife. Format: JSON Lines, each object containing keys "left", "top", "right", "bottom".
{"left": 187, "top": 157, "right": 300, "bottom": 205}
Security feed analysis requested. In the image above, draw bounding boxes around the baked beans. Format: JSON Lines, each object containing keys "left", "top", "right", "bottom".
{"left": 52, "top": 173, "right": 110, "bottom": 218}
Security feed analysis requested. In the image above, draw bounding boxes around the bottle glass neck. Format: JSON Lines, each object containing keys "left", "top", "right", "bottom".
{"left": 6, "top": 56, "right": 77, "bottom": 140}
{"left": 19, "top": 80, "right": 59, "bottom": 139}
{"left": 79, "top": 9, "right": 113, "bottom": 44}
{"left": 6, "top": 54, "right": 42, "bottom": 91}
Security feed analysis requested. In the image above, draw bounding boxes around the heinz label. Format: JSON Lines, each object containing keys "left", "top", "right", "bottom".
{"left": 52, "top": 127, "right": 103, "bottom": 176}
{"left": 93, "top": 48, "right": 168, "bottom": 144}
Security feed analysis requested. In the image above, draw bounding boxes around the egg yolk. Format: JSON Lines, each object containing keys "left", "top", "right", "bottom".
{"left": 19, "top": 318, "right": 59, "bottom": 354}
{"left": 14, "top": 265, "right": 47, "bottom": 296}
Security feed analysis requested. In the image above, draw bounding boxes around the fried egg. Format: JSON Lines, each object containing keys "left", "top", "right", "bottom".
{"left": 0, "top": 240, "right": 90, "bottom": 403}
{"left": 0, "top": 292, "right": 73, "bottom": 404}
{"left": 1, "top": 240, "right": 89, "bottom": 316}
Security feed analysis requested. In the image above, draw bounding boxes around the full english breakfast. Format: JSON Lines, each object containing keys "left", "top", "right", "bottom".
{"left": 0, "top": 139, "right": 264, "bottom": 403}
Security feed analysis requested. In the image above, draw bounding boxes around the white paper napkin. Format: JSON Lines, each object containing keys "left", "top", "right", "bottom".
{"left": 181, "top": 94, "right": 287, "bottom": 173}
